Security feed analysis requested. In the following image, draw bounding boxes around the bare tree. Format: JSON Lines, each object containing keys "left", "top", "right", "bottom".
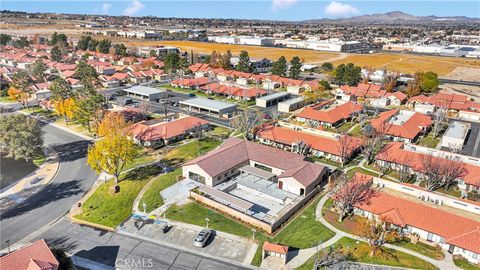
{"left": 337, "top": 133, "right": 353, "bottom": 167}
{"left": 313, "top": 245, "right": 349, "bottom": 269}
{"left": 432, "top": 107, "right": 445, "bottom": 138}
{"left": 397, "top": 155, "right": 412, "bottom": 182}
{"left": 356, "top": 218, "right": 398, "bottom": 256}
{"left": 362, "top": 124, "right": 385, "bottom": 164}
{"left": 331, "top": 174, "right": 378, "bottom": 222}
{"left": 292, "top": 140, "right": 311, "bottom": 156}
{"left": 421, "top": 155, "right": 445, "bottom": 191}
{"left": 231, "top": 109, "right": 261, "bottom": 140}
{"left": 442, "top": 158, "right": 466, "bottom": 190}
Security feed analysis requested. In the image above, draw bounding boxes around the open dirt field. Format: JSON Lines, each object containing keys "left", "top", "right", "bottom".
{"left": 130, "top": 40, "right": 480, "bottom": 76}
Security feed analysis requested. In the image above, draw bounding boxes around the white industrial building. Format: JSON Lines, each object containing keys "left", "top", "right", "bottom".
{"left": 441, "top": 121, "right": 471, "bottom": 151}
{"left": 208, "top": 35, "right": 274, "bottom": 46}
{"left": 275, "top": 38, "right": 367, "bottom": 52}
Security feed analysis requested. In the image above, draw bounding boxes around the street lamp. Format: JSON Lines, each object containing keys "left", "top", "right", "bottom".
{"left": 142, "top": 202, "right": 147, "bottom": 214}
{"left": 205, "top": 217, "right": 210, "bottom": 228}
{"left": 251, "top": 228, "right": 256, "bottom": 239}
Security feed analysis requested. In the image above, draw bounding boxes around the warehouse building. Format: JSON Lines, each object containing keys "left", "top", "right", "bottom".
{"left": 441, "top": 121, "right": 471, "bottom": 151}
{"left": 278, "top": 97, "right": 304, "bottom": 113}
{"left": 256, "top": 92, "right": 291, "bottom": 108}
{"left": 124, "top": 85, "right": 167, "bottom": 101}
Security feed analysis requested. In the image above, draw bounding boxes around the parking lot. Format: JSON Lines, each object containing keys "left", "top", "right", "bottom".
{"left": 120, "top": 216, "right": 258, "bottom": 265}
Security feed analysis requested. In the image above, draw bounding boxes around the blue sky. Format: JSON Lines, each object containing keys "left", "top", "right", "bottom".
{"left": 2, "top": 1, "right": 479, "bottom": 21}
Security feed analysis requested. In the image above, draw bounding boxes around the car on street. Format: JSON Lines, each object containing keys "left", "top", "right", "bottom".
{"left": 188, "top": 93, "right": 196, "bottom": 97}
{"left": 193, "top": 229, "right": 213, "bottom": 247}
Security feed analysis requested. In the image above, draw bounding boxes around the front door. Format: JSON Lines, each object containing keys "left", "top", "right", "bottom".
{"left": 278, "top": 181, "right": 283, "bottom": 189}
{"left": 448, "top": 245, "right": 455, "bottom": 254}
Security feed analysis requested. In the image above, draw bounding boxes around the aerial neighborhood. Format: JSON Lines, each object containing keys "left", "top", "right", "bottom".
{"left": 0, "top": 5, "right": 479, "bottom": 270}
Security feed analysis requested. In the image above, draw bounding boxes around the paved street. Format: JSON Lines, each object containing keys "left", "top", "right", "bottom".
{"left": 0, "top": 123, "right": 97, "bottom": 249}
{"left": 33, "top": 218, "right": 251, "bottom": 270}
{"left": 459, "top": 120, "right": 480, "bottom": 158}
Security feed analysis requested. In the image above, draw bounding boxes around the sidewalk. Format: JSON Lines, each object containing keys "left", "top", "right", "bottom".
{"left": 0, "top": 152, "right": 60, "bottom": 212}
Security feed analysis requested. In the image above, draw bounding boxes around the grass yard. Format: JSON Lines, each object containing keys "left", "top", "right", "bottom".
{"left": 140, "top": 169, "right": 182, "bottom": 213}
{"left": 0, "top": 95, "right": 15, "bottom": 103}
{"left": 418, "top": 131, "right": 442, "bottom": 149}
{"left": 297, "top": 237, "right": 438, "bottom": 270}
{"left": 346, "top": 167, "right": 380, "bottom": 179}
{"left": 162, "top": 138, "right": 221, "bottom": 167}
{"left": 74, "top": 165, "right": 163, "bottom": 228}
{"left": 393, "top": 240, "right": 445, "bottom": 260}
{"left": 453, "top": 256, "right": 480, "bottom": 270}
{"left": 207, "top": 126, "right": 232, "bottom": 139}
{"left": 349, "top": 124, "right": 364, "bottom": 137}
{"left": 32, "top": 153, "right": 46, "bottom": 167}
{"left": 122, "top": 146, "right": 158, "bottom": 172}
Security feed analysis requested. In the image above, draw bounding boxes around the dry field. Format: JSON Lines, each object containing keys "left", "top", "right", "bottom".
{"left": 130, "top": 40, "right": 480, "bottom": 76}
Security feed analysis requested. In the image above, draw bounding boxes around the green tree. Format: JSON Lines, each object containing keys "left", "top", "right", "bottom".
{"left": 164, "top": 52, "right": 180, "bottom": 73}
{"left": 75, "top": 86, "right": 105, "bottom": 132}
{"left": 32, "top": 59, "right": 47, "bottom": 82}
{"left": 149, "top": 49, "right": 158, "bottom": 57}
{"left": 49, "top": 32, "right": 67, "bottom": 47}
{"left": 50, "top": 78, "right": 73, "bottom": 101}
{"left": 97, "top": 39, "right": 112, "bottom": 54}
{"left": 420, "top": 71, "right": 440, "bottom": 93}
{"left": 0, "top": 34, "right": 12, "bottom": 46}
{"left": 289, "top": 56, "right": 302, "bottom": 79}
{"left": 0, "top": 114, "right": 43, "bottom": 162}
{"left": 50, "top": 248, "right": 74, "bottom": 270}
{"left": 319, "top": 79, "right": 331, "bottom": 90}
{"left": 236, "top": 50, "right": 251, "bottom": 72}
{"left": 87, "top": 133, "right": 136, "bottom": 192}
{"left": 113, "top": 43, "right": 128, "bottom": 56}
{"left": 50, "top": 46, "right": 63, "bottom": 62}
{"left": 271, "top": 56, "right": 287, "bottom": 76}
{"left": 321, "top": 62, "right": 334, "bottom": 72}
{"left": 76, "top": 60, "right": 98, "bottom": 85}
{"left": 12, "top": 37, "right": 30, "bottom": 48}
{"left": 333, "top": 63, "right": 362, "bottom": 86}
{"left": 88, "top": 39, "right": 99, "bottom": 51}
{"left": 77, "top": 36, "right": 92, "bottom": 51}
{"left": 11, "top": 71, "right": 33, "bottom": 109}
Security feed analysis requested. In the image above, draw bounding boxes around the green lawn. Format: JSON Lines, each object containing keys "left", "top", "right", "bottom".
{"left": 346, "top": 167, "right": 381, "bottom": 179}
{"left": 297, "top": 237, "right": 438, "bottom": 270}
{"left": 74, "top": 165, "right": 163, "bottom": 228}
{"left": 75, "top": 138, "right": 221, "bottom": 228}
{"left": 122, "top": 146, "right": 158, "bottom": 172}
{"left": 393, "top": 240, "right": 445, "bottom": 260}
{"left": 349, "top": 124, "right": 364, "bottom": 137}
{"left": 0, "top": 96, "right": 15, "bottom": 103}
{"left": 453, "top": 256, "right": 480, "bottom": 270}
{"left": 32, "top": 153, "right": 46, "bottom": 167}
{"left": 418, "top": 129, "right": 445, "bottom": 149}
{"left": 207, "top": 126, "right": 232, "bottom": 139}
{"left": 140, "top": 169, "right": 182, "bottom": 213}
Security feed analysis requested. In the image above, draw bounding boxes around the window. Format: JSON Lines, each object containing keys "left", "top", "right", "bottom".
{"left": 473, "top": 253, "right": 478, "bottom": 259}
{"left": 427, "top": 232, "right": 434, "bottom": 242}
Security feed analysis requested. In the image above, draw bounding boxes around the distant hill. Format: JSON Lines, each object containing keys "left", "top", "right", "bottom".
{"left": 303, "top": 11, "right": 480, "bottom": 24}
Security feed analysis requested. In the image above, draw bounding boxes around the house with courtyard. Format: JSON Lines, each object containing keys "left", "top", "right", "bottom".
{"left": 182, "top": 137, "right": 328, "bottom": 233}
{"left": 296, "top": 100, "right": 363, "bottom": 128}
{"left": 125, "top": 115, "right": 209, "bottom": 148}
{"left": 256, "top": 122, "right": 363, "bottom": 164}
{"left": 370, "top": 109, "right": 432, "bottom": 143}
{"left": 351, "top": 173, "right": 480, "bottom": 264}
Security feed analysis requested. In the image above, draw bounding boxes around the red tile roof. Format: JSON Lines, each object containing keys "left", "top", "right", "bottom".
{"left": 0, "top": 239, "right": 59, "bottom": 270}
{"left": 340, "top": 83, "right": 386, "bottom": 98}
{"left": 126, "top": 116, "right": 209, "bottom": 141}
{"left": 408, "top": 92, "right": 478, "bottom": 111}
{"left": 370, "top": 109, "right": 432, "bottom": 140}
{"left": 200, "top": 83, "right": 267, "bottom": 98}
{"left": 376, "top": 142, "right": 480, "bottom": 187}
{"left": 263, "top": 242, "right": 289, "bottom": 254}
{"left": 297, "top": 101, "right": 363, "bottom": 124}
{"left": 185, "top": 138, "right": 326, "bottom": 188}
{"left": 170, "top": 77, "right": 210, "bottom": 87}
{"left": 355, "top": 185, "right": 480, "bottom": 253}
{"left": 257, "top": 125, "right": 363, "bottom": 157}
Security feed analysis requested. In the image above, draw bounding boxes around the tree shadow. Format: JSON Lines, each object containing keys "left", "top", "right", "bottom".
{"left": 74, "top": 245, "right": 120, "bottom": 268}
{"left": 44, "top": 236, "right": 79, "bottom": 254}
{"left": 51, "top": 140, "right": 92, "bottom": 163}
{"left": 0, "top": 180, "right": 83, "bottom": 219}
{"left": 122, "top": 165, "right": 163, "bottom": 181}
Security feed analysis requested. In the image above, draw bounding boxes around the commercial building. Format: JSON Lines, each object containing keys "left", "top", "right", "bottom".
{"left": 441, "top": 121, "right": 471, "bottom": 151}
{"left": 123, "top": 85, "right": 167, "bottom": 101}
{"left": 256, "top": 92, "right": 291, "bottom": 108}
{"left": 183, "top": 138, "right": 328, "bottom": 233}
{"left": 180, "top": 97, "right": 237, "bottom": 118}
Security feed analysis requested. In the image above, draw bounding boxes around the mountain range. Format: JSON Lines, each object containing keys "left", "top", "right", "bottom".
{"left": 303, "top": 11, "right": 479, "bottom": 24}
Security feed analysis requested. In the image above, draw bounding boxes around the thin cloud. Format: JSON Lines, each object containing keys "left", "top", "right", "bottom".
{"left": 101, "top": 3, "right": 112, "bottom": 15}
{"left": 271, "top": 0, "right": 299, "bottom": 12}
{"left": 123, "top": 0, "right": 145, "bottom": 16}
{"left": 325, "top": 1, "right": 360, "bottom": 18}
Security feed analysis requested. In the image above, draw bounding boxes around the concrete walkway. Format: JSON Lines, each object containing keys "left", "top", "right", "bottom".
{"left": 285, "top": 194, "right": 459, "bottom": 270}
